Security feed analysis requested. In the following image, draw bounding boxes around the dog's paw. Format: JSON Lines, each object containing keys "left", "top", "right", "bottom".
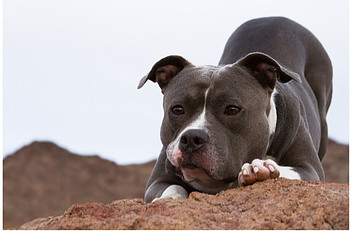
{"left": 152, "top": 185, "right": 188, "bottom": 202}
{"left": 238, "top": 159, "right": 280, "bottom": 186}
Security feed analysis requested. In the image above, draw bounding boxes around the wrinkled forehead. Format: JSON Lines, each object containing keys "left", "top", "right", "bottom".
{"left": 163, "top": 66, "right": 217, "bottom": 99}
{"left": 163, "top": 64, "right": 266, "bottom": 105}
{"left": 213, "top": 64, "right": 264, "bottom": 90}
{"left": 210, "top": 65, "right": 269, "bottom": 105}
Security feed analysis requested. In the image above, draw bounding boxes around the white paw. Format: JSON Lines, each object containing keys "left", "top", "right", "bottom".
{"left": 152, "top": 185, "right": 188, "bottom": 202}
{"left": 238, "top": 159, "right": 280, "bottom": 186}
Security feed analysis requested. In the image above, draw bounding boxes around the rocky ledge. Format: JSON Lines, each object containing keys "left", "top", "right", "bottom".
{"left": 19, "top": 178, "right": 348, "bottom": 230}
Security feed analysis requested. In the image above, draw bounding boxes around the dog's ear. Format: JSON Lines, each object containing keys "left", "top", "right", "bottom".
{"left": 236, "top": 52, "right": 302, "bottom": 90}
{"left": 138, "top": 55, "right": 193, "bottom": 93}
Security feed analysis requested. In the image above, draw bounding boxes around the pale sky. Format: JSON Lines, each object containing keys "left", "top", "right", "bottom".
{"left": 3, "top": 0, "right": 349, "bottom": 164}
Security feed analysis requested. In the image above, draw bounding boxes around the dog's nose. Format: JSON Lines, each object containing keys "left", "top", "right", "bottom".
{"left": 179, "top": 129, "right": 209, "bottom": 153}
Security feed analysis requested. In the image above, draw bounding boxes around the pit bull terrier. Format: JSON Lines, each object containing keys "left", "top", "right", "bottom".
{"left": 138, "top": 17, "right": 332, "bottom": 203}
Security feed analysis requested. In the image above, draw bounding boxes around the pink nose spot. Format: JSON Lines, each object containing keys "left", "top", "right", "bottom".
{"left": 172, "top": 147, "right": 183, "bottom": 167}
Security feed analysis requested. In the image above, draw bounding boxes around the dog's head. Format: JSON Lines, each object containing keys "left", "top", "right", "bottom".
{"left": 139, "top": 53, "right": 301, "bottom": 193}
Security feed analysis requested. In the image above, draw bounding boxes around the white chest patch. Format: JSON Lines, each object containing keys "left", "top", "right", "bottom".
{"left": 268, "top": 89, "right": 278, "bottom": 135}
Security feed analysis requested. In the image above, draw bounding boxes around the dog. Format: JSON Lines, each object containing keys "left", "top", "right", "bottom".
{"left": 138, "top": 17, "right": 332, "bottom": 203}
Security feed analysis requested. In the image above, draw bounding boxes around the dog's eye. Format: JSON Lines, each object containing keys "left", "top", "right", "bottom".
{"left": 171, "top": 105, "right": 184, "bottom": 115}
{"left": 224, "top": 105, "right": 241, "bottom": 115}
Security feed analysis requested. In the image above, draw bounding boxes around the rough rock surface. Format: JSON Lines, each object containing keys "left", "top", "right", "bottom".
{"left": 3, "top": 139, "right": 348, "bottom": 229}
{"left": 3, "top": 141, "right": 154, "bottom": 229}
{"left": 322, "top": 139, "right": 349, "bottom": 183}
{"left": 19, "top": 178, "right": 348, "bottom": 230}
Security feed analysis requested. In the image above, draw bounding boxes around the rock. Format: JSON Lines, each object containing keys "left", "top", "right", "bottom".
{"left": 323, "top": 139, "right": 349, "bottom": 183}
{"left": 4, "top": 140, "right": 348, "bottom": 229}
{"left": 3, "top": 141, "right": 155, "bottom": 229}
{"left": 19, "top": 178, "right": 348, "bottom": 230}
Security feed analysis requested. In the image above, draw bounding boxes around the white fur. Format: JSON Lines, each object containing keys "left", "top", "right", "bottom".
{"left": 276, "top": 166, "right": 301, "bottom": 180}
{"left": 267, "top": 88, "right": 278, "bottom": 135}
{"left": 265, "top": 158, "right": 301, "bottom": 180}
{"left": 183, "top": 88, "right": 210, "bottom": 130}
{"left": 186, "top": 107, "right": 207, "bottom": 130}
{"left": 152, "top": 185, "right": 188, "bottom": 202}
{"left": 166, "top": 88, "right": 210, "bottom": 163}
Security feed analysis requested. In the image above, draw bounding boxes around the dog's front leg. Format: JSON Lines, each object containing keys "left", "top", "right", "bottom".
{"left": 145, "top": 151, "right": 189, "bottom": 203}
{"left": 151, "top": 184, "right": 188, "bottom": 202}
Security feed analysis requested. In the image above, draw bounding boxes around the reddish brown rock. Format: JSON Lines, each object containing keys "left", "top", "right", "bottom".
{"left": 3, "top": 140, "right": 349, "bottom": 229}
{"left": 19, "top": 178, "right": 348, "bottom": 230}
{"left": 4, "top": 140, "right": 349, "bottom": 229}
{"left": 3, "top": 141, "right": 155, "bottom": 229}
{"left": 323, "top": 139, "right": 349, "bottom": 183}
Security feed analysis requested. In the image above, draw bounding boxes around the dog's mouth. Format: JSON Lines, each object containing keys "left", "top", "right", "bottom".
{"left": 178, "top": 163, "right": 237, "bottom": 187}
{"left": 166, "top": 149, "right": 238, "bottom": 191}
{"left": 180, "top": 164, "right": 208, "bottom": 182}
{"left": 181, "top": 163, "right": 199, "bottom": 170}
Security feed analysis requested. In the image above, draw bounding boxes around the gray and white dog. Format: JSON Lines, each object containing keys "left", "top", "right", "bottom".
{"left": 138, "top": 17, "right": 332, "bottom": 203}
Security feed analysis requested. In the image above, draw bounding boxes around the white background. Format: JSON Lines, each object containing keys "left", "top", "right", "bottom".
{"left": 3, "top": 0, "right": 349, "bottom": 164}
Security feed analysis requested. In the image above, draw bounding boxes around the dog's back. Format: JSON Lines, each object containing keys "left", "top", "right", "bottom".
{"left": 219, "top": 17, "right": 332, "bottom": 160}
